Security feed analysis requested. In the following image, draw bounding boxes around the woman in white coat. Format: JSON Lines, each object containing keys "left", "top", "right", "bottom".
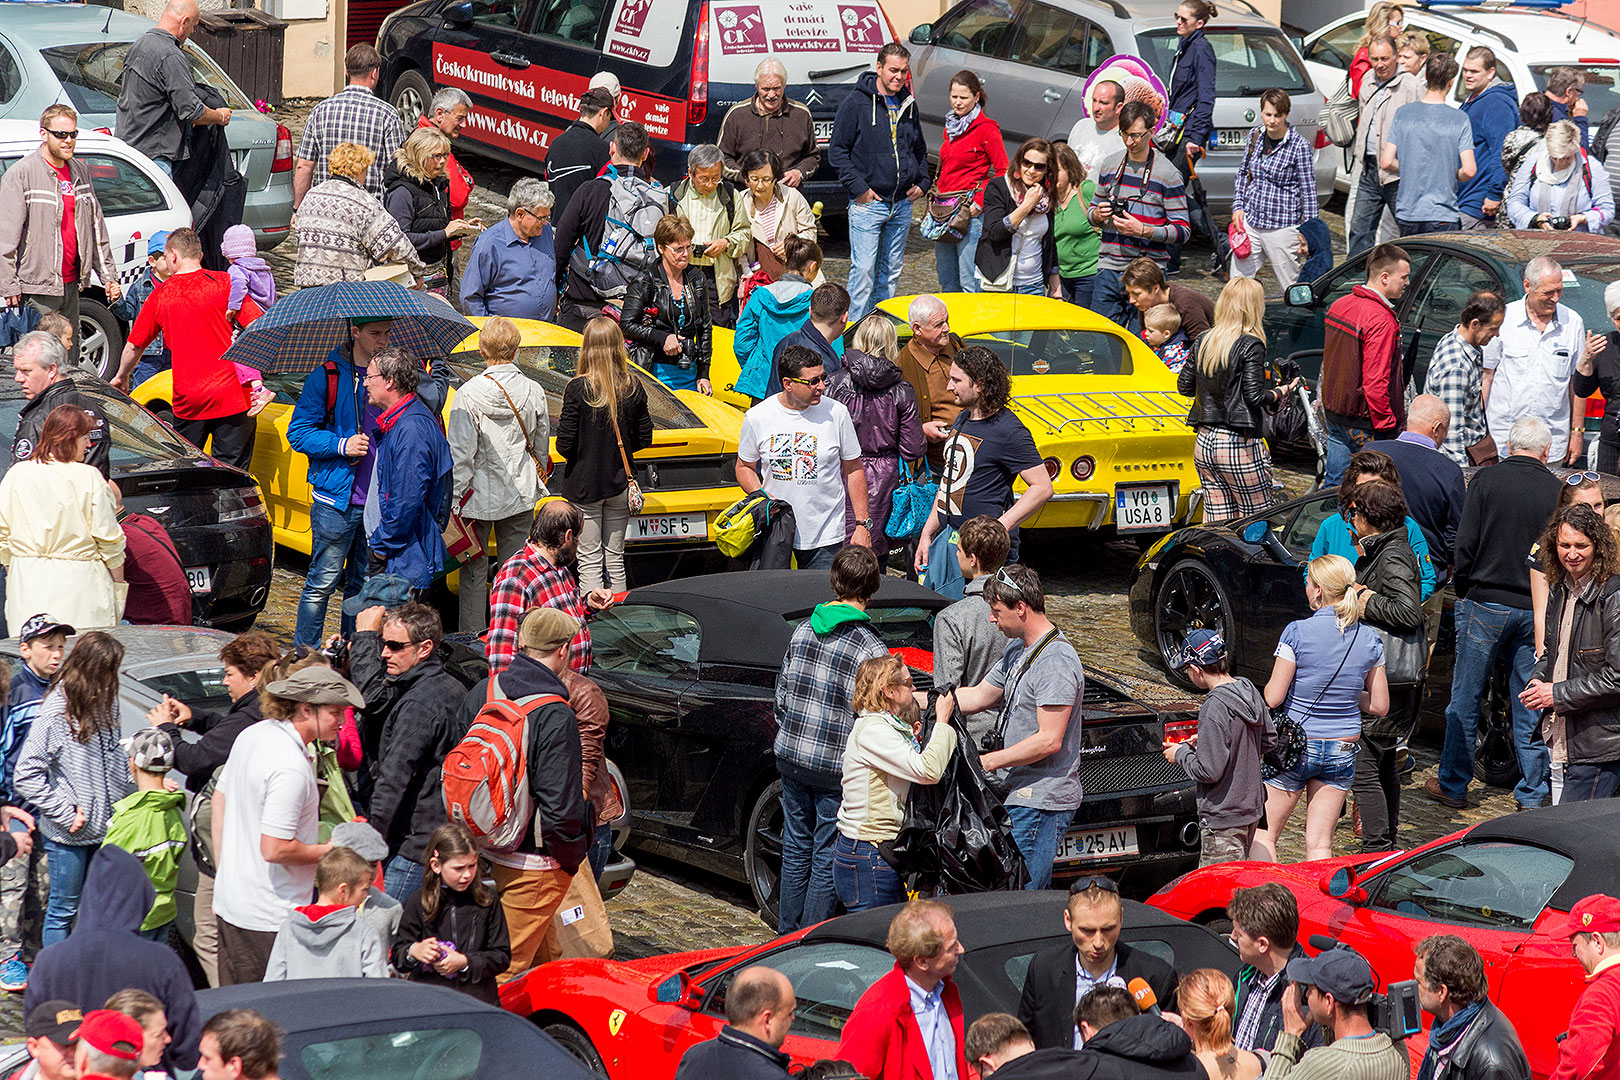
{"left": 1507, "top": 119, "right": 1615, "bottom": 233}
{"left": 0, "top": 404, "right": 125, "bottom": 629}
{"left": 740, "top": 148, "right": 821, "bottom": 288}
{"left": 445, "top": 315, "right": 549, "bottom": 633}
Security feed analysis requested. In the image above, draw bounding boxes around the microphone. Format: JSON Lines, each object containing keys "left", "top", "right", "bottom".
{"left": 1129, "top": 977, "right": 1161, "bottom": 1016}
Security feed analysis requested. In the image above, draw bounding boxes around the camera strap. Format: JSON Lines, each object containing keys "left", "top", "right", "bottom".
{"left": 990, "top": 628, "right": 1063, "bottom": 749}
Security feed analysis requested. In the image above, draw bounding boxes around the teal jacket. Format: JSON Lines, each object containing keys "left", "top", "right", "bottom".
{"left": 1310, "top": 512, "right": 1435, "bottom": 601}
{"left": 733, "top": 275, "right": 814, "bottom": 400}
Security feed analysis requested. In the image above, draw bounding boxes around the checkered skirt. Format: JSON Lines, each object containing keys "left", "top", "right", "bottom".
{"left": 1194, "top": 426, "right": 1275, "bottom": 525}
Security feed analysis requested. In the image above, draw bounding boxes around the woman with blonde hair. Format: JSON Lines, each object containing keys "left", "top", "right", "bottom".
{"left": 296, "top": 142, "right": 425, "bottom": 288}
{"left": 827, "top": 316, "right": 926, "bottom": 566}
{"left": 834, "top": 654, "right": 956, "bottom": 911}
{"left": 1507, "top": 119, "right": 1615, "bottom": 232}
{"left": 447, "top": 315, "right": 549, "bottom": 632}
{"left": 1176, "top": 277, "right": 1295, "bottom": 524}
{"left": 1254, "top": 554, "right": 1391, "bottom": 862}
{"left": 557, "top": 317, "right": 653, "bottom": 592}
{"left": 1180, "top": 969, "right": 1262, "bottom": 1080}
{"left": 384, "top": 127, "right": 480, "bottom": 293}
{"left": 1395, "top": 29, "right": 1429, "bottom": 76}
{"left": 1350, "top": 2, "right": 1405, "bottom": 95}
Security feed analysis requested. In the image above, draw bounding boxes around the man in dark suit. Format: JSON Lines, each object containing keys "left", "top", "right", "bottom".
{"left": 1016, "top": 878, "right": 1179, "bottom": 1050}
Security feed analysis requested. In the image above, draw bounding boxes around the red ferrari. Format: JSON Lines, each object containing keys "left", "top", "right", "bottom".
{"left": 1145, "top": 800, "right": 1620, "bottom": 1080}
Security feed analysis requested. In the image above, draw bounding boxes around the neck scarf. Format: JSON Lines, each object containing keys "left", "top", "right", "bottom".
{"left": 1416, "top": 1000, "right": 1484, "bottom": 1080}
{"left": 945, "top": 104, "right": 981, "bottom": 141}
{"left": 1534, "top": 149, "right": 1583, "bottom": 218}
{"left": 1011, "top": 177, "right": 1051, "bottom": 216}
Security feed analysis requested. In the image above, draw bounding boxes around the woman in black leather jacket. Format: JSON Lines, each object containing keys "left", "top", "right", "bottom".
{"left": 1177, "top": 277, "right": 1294, "bottom": 524}
{"left": 1523, "top": 503, "right": 1620, "bottom": 802}
{"left": 621, "top": 214, "right": 713, "bottom": 395}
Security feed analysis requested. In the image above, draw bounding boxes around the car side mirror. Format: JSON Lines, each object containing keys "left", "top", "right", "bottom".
{"left": 443, "top": 1, "right": 474, "bottom": 25}
{"left": 1285, "top": 284, "right": 1315, "bottom": 308}
{"left": 909, "top": 22, "right": 932, "bottom": 45}
{"left": 1323, "top": 866, "right": 1367, "bottom": 904}
{"left": 1241, "top": 520, "right": 1296, "bottom": 565}
{"left": 653, "top": 971, "right": 698, "bottom": 1009}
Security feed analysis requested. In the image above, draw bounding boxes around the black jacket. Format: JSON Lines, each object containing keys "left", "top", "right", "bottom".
{"left": 826, "top": 69, "right": 929, "bottom": 201}
{"left": 555, "top": 375, "right": 654, "bottom": 505}
{"left": 382, "top": 162, "right": 452, "bottom": 267}
{"left": 1232, "top": 946, "right": 1323, "bottom": 1054}
{"left": 1356, "top": 529, "right": 1425, "bottom": 636}
{"left": 1018, "top": 940, "right": 1179, "bottom": 1050}
{"left": 1424, "top": 1001, "right": 1531, "bottom": 1080}
{"left": 545, "top": 120, "right": 611, "bottom": 227}
{"left": 1178, "top": 335, "right": 1275, "bottom": 435}
{"left": 977, "top": 176, "right": 1058, "bottom": 284}
{"left": 1079, "top": 1013, "right": 1207, "bottom": 1080}
{"left": 1532, "top": 572, "right": 1620, "bottom": 765}
{"left": 673, "top": 1026, "right": 792, "bottom": 1080}
{"left": 1453, "top": 454, "right": 1562, "bottom": 608}
{"left": 159, "top": 686, "right": 262, "bottom": 793}
{"left": 994, "top": 1048, "right": 1106, "bottom": 1080}
{"left": 621, "top": 266, "right": 713, "bottom": 379}
{"left": 13, "top": 376, "right": 110, "bottom": 477}
{"left": 1367, "top": 436, "right": 1466, "bottom": 574}
{"left": 390, "top": 878, "right": 511, "bottom": 1006}
{"left": 1575, "top": 331, "right": 1620, "bottom": 451}
{"left": 351, "top": 635, "right": 470, "bottom": 863}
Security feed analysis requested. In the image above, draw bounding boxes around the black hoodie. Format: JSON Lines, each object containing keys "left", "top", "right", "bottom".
{"left": 826, "top": 69, "right": 929, "bottom": 201}
{"left": 25, "top": 846, "right": 201, "bottom": 1070}
{"left": 1080, "top": 1014, "right": 1208, "bottom": 1080}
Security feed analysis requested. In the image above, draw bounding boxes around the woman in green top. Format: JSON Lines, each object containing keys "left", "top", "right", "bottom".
{"left": 1051, "top": 142, "right": 1099, "bottom": 310}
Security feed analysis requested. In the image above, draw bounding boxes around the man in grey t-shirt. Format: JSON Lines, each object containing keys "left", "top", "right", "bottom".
{"left": 1382, "top": 54, "right": 1476, "bottom": 236}
{"left": 950, "top": 564, "right": 1086, "bottom": 890}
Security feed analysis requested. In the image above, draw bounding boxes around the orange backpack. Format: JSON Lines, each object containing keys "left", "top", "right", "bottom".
{"left": 442, "top": 676, "right": 564, "bottom": 853}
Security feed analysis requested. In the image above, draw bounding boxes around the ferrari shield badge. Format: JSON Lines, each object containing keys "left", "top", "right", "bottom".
{"left": 608, "top": 1009, "right": 626, "bottom": 1036}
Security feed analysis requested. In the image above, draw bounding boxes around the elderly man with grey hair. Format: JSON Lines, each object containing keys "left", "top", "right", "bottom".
{"left": 459, "top": 177, "right": 557, "bottom": 321}
{"left": 417, "top": 86, "right": 476, "bottom": 268}
{"left": 897, "top": 294, "right": 961, "bottom": 470}
{"left": 1483, "top": 255, "right": 1607, "bottom": 465}
{"left": 11, "top": 329, "right": 109, "bottom": 476}
{"left": 675, "top": 143, "right": 750, "bottom": 326}
{"left": 717, "top": 57, "right": 820, "bottom": 187}
{"left": 1430, "top": 413, "right": 1562, "bottom": 813}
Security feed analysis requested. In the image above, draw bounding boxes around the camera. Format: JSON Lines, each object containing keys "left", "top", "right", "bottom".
{"left": 1109, "top": 197, "right": 1130, "bottom": 217}
{"left": 676, "top": 336, "right": 699, "bottom": 370}
{"left": 979, "top": 729, "right": 1005, "bottom": 754}
{"left": 323, "top": 636, "right": 351, "bottom": 669}
{"left": 1301, "top": 937, "right": 1422, "bottom": 1042}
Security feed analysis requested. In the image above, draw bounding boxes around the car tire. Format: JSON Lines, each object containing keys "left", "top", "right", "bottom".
{"left": 1153, "top": 559, "right": 1233, "bottom": 691}
{"left": 390, "top": 69, "right": 433, "bottom": 129}
{"left": 80, "top": 298, "right": 124, "bottom": 381}
{"left": 541, "top": 1021, "right": 608, "bottom": 1077}
{"left": 743, "top": 779, "right": 784, "bottom": 930}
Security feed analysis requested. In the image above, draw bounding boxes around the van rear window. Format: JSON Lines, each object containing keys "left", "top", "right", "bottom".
{"left": 603, "top": 0, "right": 687, "bottom": 67}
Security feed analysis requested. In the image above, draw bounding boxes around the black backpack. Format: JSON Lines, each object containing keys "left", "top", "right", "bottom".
{"left": 1594, "top": 107, "right": 1620, "bottom": 164}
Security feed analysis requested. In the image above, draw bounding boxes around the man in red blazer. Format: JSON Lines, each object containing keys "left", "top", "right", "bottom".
{"left": 837, "top": 900, "right": 970, "bottom": 1080}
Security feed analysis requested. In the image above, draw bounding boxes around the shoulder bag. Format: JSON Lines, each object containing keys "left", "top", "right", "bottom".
{"left": 441, "top": 489, "right": 483, "bottom": 565}
{"left": 488, "top": 372, "right": 550, "bottom": 489}
{"left": 1263, "top": 624, "right": 1362, "bottom": 780}
{"left": 607, "top": 395, "right": 645, "bottom": 514}
{"left": 887, "top": 459, "right": 938, "bottom": 540}
{"left": 1321, "top": 74, "right": 1359, "bottom": 148}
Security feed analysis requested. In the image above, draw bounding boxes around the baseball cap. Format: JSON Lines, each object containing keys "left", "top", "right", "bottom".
{"left": 121, "top": 727, "right": 175, "bottom": 774}
{"left": 1177, "top": 629, "right": 1226, "bottom": 669}
{"left": 17, "top": 614, "right": 73, "bottom": 644}
{"left": 265, "top": 665, "right": 366, "bottom": 708}
{"left": 26, "top": 1001, "right": 82, "bottom": 1045}
{"left": 330, "top": 820, "right": 388, "bottom": 862}
{"left": 588, "top": 71, "right": 622, "bottom": 96}
{"left": 1285, "top": 947, "right": 1375, "bottom": 1005}
{"left": 146, "top": 230, "right": 171, "bottom": 257}
{"left": 519, "top": 607, "right": 579, "bottom": 653}
{"left": 349, "top": 315, "right": 394, "bottom": 327}
{"left": 72, "top": 1010, "right": 143, "bottom": 1061}
{"left": 1543, "top": 894, "right": 1620, "bottom": 938}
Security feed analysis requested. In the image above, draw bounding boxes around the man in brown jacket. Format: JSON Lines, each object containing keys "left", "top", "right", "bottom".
{"left": 0, "top": 104, "right": 121, "bottom": 362}
{"left": 897, "top": 294, "right": 962, "bottom": 472}
{"left": 717, "top": 59, "right": 821, "bottom": 188}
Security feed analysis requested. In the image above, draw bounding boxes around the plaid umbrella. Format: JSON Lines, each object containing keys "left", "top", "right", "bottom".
{"left": 224, "top": 280, "right": 477, "bottom": 375}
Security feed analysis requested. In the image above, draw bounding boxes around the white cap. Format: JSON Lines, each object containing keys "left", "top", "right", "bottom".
{"left": 588, "top": 71, "right": 622, "bottom": 97}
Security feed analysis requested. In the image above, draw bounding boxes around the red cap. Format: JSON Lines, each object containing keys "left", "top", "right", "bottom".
{"left": 71, "top": 1010, "right": 143, "bottom": 1061}
{"left": 1544, "top": 894, "right": 1620, "bottom": 938}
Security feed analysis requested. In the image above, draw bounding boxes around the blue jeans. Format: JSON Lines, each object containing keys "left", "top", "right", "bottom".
{"left": 1347, "top": 160, "right": 1399, "bottom": 257}
{"left": 1061, "top": 275, "right": 1095, "bottom": 310}
{"left": 1439, "top": 599, "right": 1544, "bottom": 806}
{"left": 832, "top": 834, "right": 907, "bottom": 912}
{"left": 295, "top": 499, "right": 368, "bottom": 647}
{"left": 848, "top": 198, "right": 913, "bottom": 319}
{"left": 935, "top": 215, "right": 983, "bottom": 293}
{"left": 383, "top": 854, "right": 425, "bottom": 901}
{"left": 794, "top": 543, "right": 841, "bottom": 571}
{"left": 1322, "top": 415, "right": 1379, "bottom": 489}
{"left": 1563, "top": 761, "right": 1620, "bottom": 801}
{"left": 588, "top": 822, "right": 614, "bottom": 880}
{"left": 1266, "top": 737, "right": 1360, "bottom": 793}
{"left": 152, "top": 157, "right": 173, "bottom": 177}
{"left": 1091, "top": 268, "right": 1129, "bottom": 324}
{"left": 777, "top": 776, "right": 840, "bottom": 933}
{"left": 41, "top": 840, "right": 96, "bottom": 947}
{"left": 140, "top": 920, "right": 174, "bottom": 942}
{"left": 1397, "top": 219, "right": 1457, "bottom": 237}
{"left": 1013, "top": 279, "right": 1046, "bottom": 295}
{"left": 1005, "top": 805, "right": 1073, "bottom": 891}
{"left": 132, "top": 351, "right": 171, "bottom": 387}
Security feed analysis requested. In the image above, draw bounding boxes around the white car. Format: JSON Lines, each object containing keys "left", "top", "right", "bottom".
{"left": 1301, "top": 3, "right": 1620, "bottom": 191}
{"left": 0, "top": 119, "right": 191, "bottom": 377}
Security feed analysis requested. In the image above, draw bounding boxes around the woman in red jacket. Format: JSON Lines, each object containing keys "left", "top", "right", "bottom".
{"left": 931, "top": 71, "right": 1009, "bottom": 294}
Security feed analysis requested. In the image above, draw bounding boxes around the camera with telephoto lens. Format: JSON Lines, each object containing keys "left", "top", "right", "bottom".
{"left": 675, "top": 336, "right": 699, "bottom": 370}
{"left": 1301, "top": 937, "right": 1422, "bottom": 1041}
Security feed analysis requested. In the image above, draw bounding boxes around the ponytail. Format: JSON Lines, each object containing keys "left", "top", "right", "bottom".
{"left": 784, "top": 234, "right": 823, "bottom": 274}
{"left": 1307, "top": 554, "right": 1366, "bottom": 631}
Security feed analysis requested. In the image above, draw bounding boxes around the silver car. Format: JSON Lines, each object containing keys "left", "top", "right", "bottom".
{"left": 0, "top": 3, "right": 293, "bottom": 250}
{"left": 905, "top": 0, "right": 1336, "bottom": 213}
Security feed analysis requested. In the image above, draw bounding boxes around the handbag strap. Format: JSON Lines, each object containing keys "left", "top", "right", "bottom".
{"left": 991, "top": 628, "right": 1063, "bottom": 747}
{"left": 1287, "top": 623, "right": 1361, "bottom": 722}
{"left": 605, "top": 392, "right": 636, "bottom": 485}
{"left": 487, "top": 372, "right": 545, "bottom": 476}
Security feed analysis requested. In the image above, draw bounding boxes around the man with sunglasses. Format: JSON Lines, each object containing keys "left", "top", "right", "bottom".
{"left": 0, "top": 104, "right": 121, "bottom": 362}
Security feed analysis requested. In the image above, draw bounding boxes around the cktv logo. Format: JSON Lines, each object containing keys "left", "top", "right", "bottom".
{"left": 615, "top": 0, "right": 652, "bottom": 35}
{"left": 715, "top": 5, "right": 767, "bottom": 53}
{"left": 838, "top": 4, "right": 884, "bottom": 50}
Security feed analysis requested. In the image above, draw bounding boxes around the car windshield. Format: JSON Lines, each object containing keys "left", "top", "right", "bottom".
{"left": 1136, "top": 28, "right": 1313, "bottom": 95}
{"left": 0, "top": 383, "right": 196, "bottom": 478}
{"left": 784, "top": 606, "right": 935, "bottom": 651}
{"left": 42, "top": 40, "right": 253, "bottom": 116}
{"left": 443, "top": 347, "right": 704, "bottom": 431}
{"left": 1532, "top": 65, "right": 1620, "bottom": 126}
{"left": 962, "top": 328, "right": 1132, "bottom": 376}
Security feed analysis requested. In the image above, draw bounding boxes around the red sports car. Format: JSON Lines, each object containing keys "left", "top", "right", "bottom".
{"left": 1146, "top": 800, "right": 1619, "bottom": 1080}
{"left": 499, "top": 892, "right": 1239, "bottom": 1077}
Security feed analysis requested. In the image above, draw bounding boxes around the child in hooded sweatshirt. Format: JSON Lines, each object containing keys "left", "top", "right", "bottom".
{"left": 1163, "top": 630, "right": 1275, "bottom": 867}
{"left": 264, "top": 846, "right": 388, "bottom": 981}
{"left": 732, "top": 236, "right": 823, "bottom": 404}
{"left": 102, "top": 729, "right": 186, "bottom": 941}
{"left": 328, "top": 821, "right": 403, "bottom": 959}
{"left": 222, "top": 224, "right": 275, "bottom": 322}
{"left": 392, "top": 823, "right": 510, "bottom": 1005}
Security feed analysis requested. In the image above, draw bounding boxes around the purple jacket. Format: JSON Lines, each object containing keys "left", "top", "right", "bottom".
{"left": 827, "top": 348, "right": 926, "bottom": 551}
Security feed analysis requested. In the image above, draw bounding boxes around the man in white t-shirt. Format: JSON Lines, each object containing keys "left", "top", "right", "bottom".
{"left": 211, "top": 665, "right": 362, "bottom": 986}
{"left": 735, "top": 344, "right": 872, "bottom": 570}
{"left": 1065, "top": 79, "right": 1123, "bottom": 181}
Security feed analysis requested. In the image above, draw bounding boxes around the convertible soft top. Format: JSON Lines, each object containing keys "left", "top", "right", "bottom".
{"left": 1468, "top": 801, "right": 1620, "bottom": 911}
{"left": 804, "top": 891, "right": 1190, "bottom": 953}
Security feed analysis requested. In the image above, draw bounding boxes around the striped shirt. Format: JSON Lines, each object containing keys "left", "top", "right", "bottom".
{"left": 1094, "top": 148, "right": 1190, "bottom": 269}
{"left": 11, "top": 687, "right": 133, "bottom": 845}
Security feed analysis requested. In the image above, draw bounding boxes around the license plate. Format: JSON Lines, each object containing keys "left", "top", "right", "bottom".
{"left": 1115, "top": 484, "right": 1173, "bottom": 532}
{"left": 185, "top": 566, "right": 212, "bottom": 594}
{"left": 627, "top": 512, "right": 708, "bottom": 543}
{"left": 814, "top": 120, "right": 833, "bottom": 144}
{"left": 1215, "top": 128, "right": 1249, "bottom": 148}
{"left": 1055, "top": 825, "right": 1139, "bottom": 864}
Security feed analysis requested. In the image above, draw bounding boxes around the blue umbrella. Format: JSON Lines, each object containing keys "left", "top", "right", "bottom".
{"left": 225, "top": 280, "right": 478, "bottom": 374}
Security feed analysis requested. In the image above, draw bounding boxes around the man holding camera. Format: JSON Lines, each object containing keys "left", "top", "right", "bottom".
{"left": 1271, "top": 947, "right": 1409, "bottom": 1080}
{"left": 1086, "top": 101, "right": 1190, "bottom": 326}
{"left": 1413, "top": 934, "right": 1530, "bottom": 1080}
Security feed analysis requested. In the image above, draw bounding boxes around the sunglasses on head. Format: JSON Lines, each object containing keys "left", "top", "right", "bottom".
{"left": 1068, "top": 876, "right": 1120, "bottom": 896}
{"left": 1567, "top": 471, "right": 1602, "bottom": 486}
{"left": 994, "top": 566, "right": 1027, "bottom": 602}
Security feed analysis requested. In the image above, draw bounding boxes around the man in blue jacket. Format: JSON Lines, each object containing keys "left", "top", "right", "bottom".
{"left": 1458, "top": 48, "right": 1520, "bottom": 230}
{"left": 364, "top": 346, "right": 452, "bottom": 592}
{"left": 827, "top": 43, "right": 928, "bottom": 321}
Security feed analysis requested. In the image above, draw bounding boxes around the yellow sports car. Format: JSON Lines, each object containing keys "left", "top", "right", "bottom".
{"left": 132, "top": 319, "right": 743, "bottom": 563}
{"left": 714, "top": 294, "right": 1202, "bottom": 534}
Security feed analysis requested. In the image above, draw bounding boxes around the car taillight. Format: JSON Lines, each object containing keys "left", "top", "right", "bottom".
{"left": 1163, "top": 717, "right": 1198, "bottom": 744}
{"left": 272, "top": 122, "right": 293, "bottom": 173}
{"left": 689, "top": 0, "right": 710, "bottom": 126}
{"left": 1042, "top": 456, "right": 1060, "bottom": 480}
{"left": 1314, "top": 126, "right": 1330, "bottom": 149}
{"left": 1071, "top": 455, "right": 1095, "bottom": 481}
{"left": 94, "top": 127, "right": 112, "bottom": 136}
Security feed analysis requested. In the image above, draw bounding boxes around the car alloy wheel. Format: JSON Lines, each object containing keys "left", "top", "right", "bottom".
{"left": 79, "top": 299, "right": 124, "bottom": 381}
{"left": 1154, "top": 559, "right": 1233, "bottom": 691}
{"left": 743, "top": 780, "right": 784, "bottom": 930}
{"left": 541, "top": 1021, "right": 608, "bottom": 1077}
{"left": 390, "top": 69, "right": 433, "bottom": 129}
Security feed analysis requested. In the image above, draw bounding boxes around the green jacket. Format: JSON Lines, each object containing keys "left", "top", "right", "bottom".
{"left": 103, "top": 789, "right": 187, "bottom": 932}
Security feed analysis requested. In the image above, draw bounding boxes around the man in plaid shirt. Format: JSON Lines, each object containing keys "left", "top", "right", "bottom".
{"left": 294, "top": 44, "right": 406, "bottom": 206}
{"left": 774, "top": 546, "right": 887, "bottom": 934}
{"left": 487, "top": 501, "right": 614, "bottom": 676}
{"left": 1421, "top": 291, "right": 1506, "bottom": 466}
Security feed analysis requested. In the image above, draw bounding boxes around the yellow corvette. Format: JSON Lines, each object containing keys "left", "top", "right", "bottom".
{"left": 714, "top": 294, "right": 1203, "bottom": 534}
{"left": 132, "top": 319, "right": 744, "bottom": 562}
